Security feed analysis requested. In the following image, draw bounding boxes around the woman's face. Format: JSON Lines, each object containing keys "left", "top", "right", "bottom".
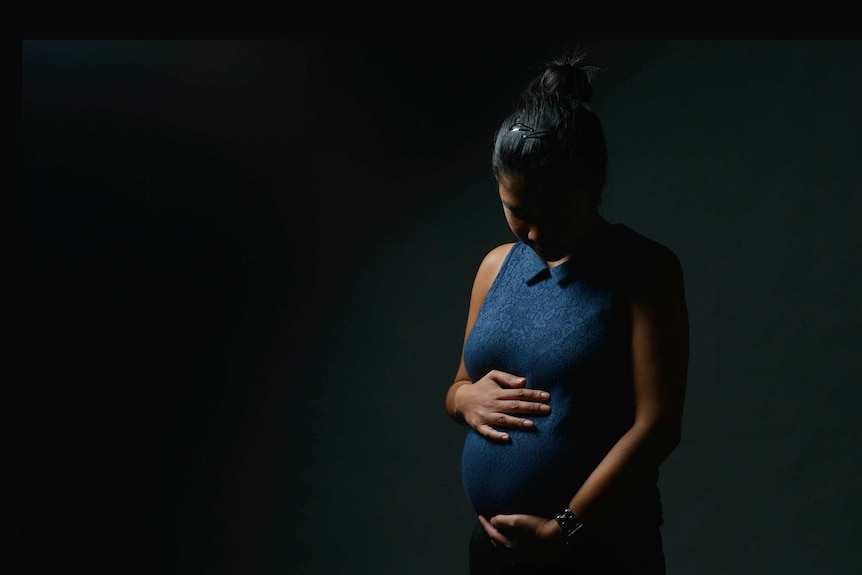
{"left": 498, "top": 173, "right": 596, "bottom": 265}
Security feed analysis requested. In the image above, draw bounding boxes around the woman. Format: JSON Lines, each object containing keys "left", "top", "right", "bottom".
{"left": 445, "top": 51, "right": 690, "bottom": 574}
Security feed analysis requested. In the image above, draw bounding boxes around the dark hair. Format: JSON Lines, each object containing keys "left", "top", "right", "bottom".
{"left": 492, "top": 51, "right": 608, "bottom": 207}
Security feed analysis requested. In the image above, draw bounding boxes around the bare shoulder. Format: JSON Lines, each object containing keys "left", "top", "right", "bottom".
{"left": 651, "top": 242, "right": 686, "bottom": 302}
{"left": 477, "top": 243, "right": 515, "bottom": 281}
{"left": 621, "top": 228, "right": 685, "bottom": 300}
{"left": 630, "top": 238, "right": 689, "bottom": 355}
{"left": 653, "top": 243, "right": 684, "bottom": 287}
{"left": 480, "top": 242, "right": 516, "bottom": 272}
{"left": 471, "top": 242, "right": 516, "bottom": 298}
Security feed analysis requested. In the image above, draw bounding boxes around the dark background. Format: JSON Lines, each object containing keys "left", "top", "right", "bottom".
{"left": 24, "top": 40, "right": 861, "bottom": 574}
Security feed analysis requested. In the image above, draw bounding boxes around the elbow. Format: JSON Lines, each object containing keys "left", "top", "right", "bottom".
{"left": 667, "top": 426, "right": 682, "bottom": 453}
{"left": 658, "top": 421, "right": 682, "bottom": 458}
{"left": 637, "top": 418, "right": 682, "bottom": 459}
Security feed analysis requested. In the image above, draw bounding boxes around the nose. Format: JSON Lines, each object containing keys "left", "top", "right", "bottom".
{"left": 527, "top": 225, "right": 545, "bottom": 244}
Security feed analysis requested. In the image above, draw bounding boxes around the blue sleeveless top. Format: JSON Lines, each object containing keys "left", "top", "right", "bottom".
{"left": 461, "top": 223, "right": 663, "bottom": 523}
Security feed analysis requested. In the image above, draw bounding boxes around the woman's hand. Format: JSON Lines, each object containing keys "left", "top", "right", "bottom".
{"left": 453, "top": 370, "right": 551, "bottom": 441}
{"left": 478, "top": 513, "right": 567, "bottom": 567}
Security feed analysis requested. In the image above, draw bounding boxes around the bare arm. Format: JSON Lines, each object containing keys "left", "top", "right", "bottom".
{"left": 484, "top": 245, "right": 690, "bottom": 563}
{"left": 445, "top": 243, "right": 551, "bottom": 442}
{"left": 565, "top": 245, "right": 689, "bottom": 526}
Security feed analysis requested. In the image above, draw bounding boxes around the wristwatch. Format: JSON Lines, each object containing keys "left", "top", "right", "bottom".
{"left": 554, "top": 507, "right": 585, "bottom": 546}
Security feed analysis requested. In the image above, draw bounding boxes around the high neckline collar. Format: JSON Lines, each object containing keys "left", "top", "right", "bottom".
{"left": 523, "top": 223, "right": 626, "bottom": 286}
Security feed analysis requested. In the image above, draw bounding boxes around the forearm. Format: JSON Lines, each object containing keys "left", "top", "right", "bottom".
{"left": 567, "top": 421, "right": 680, "bottom": 527}
{"left": 568, "top": 247, "right": 689, "bottom": 528}
{"left": 445, "top": 380, "right": 471, "bottom": 423}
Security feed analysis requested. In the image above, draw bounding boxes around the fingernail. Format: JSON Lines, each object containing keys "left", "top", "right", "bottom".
{"left": 540, "top": 392, "right": 550, "bottom": 399}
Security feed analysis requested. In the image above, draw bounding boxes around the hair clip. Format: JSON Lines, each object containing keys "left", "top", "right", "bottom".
{"left": 509, "top": 120, "right": 551, "bottom": 140}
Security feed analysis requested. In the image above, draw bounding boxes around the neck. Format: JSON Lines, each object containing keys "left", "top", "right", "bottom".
{"left": 544, "top": 213, "right": 612, "bottom": 267}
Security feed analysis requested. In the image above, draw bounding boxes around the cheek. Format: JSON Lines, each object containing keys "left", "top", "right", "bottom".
{"left": 505, "top": 214, "right": 528, "bottom": 238}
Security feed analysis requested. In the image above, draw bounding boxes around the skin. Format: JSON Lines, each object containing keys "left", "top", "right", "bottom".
{"left": 445, "top": 173, "right": 690, "bottom": 568}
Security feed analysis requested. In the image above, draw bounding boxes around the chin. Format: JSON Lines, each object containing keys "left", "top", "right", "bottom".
{"left": 535, "top": 249, "right": 567, "bottom": 265}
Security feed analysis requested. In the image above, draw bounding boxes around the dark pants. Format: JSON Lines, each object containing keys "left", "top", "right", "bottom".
{"left": 468, "top": 519, "right": 666, "bottom": 575}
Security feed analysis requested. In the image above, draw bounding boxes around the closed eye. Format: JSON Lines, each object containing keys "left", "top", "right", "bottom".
{"left": 505, "top": 208, "right": 533, "bottom": 222}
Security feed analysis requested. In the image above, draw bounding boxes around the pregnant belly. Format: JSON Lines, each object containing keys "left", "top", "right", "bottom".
{"left": 461, "top": 417, "right": 595, "bottom": 518}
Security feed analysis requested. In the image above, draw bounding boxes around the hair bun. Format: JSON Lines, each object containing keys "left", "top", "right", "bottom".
{"left": 526, "top": 51, "right": 599, "bottom": 104}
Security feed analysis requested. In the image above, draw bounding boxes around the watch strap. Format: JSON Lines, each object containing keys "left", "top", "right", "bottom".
{"left": 554, "top": 507, "right": 585, "bottom": 545}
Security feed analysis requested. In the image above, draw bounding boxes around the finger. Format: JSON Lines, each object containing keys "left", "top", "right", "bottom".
{"left": 498, "top": 398, "right": 551, "bottom": 415}
{"left": 477, "top": 424, "right": 512, "bottom": 442}
{"left": 479, "top": 515, "right": 513, "bottom": 547}
{"left": 481, "top": 414, "right": 536, "bottom": 434}
{"left": 490, "top": 371, "right": 527, "bottom": 388}
{"left": 501, "top": 387, "right": 552, "bottom": 404}
{"left": 492, "top": 413, "right": 539, "bottom": 430}
{"left": 478, "top": 514, "right": 497, "bottom": 537}
{"left": 490, "top": 514, "right": 525, "bottom": 531}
